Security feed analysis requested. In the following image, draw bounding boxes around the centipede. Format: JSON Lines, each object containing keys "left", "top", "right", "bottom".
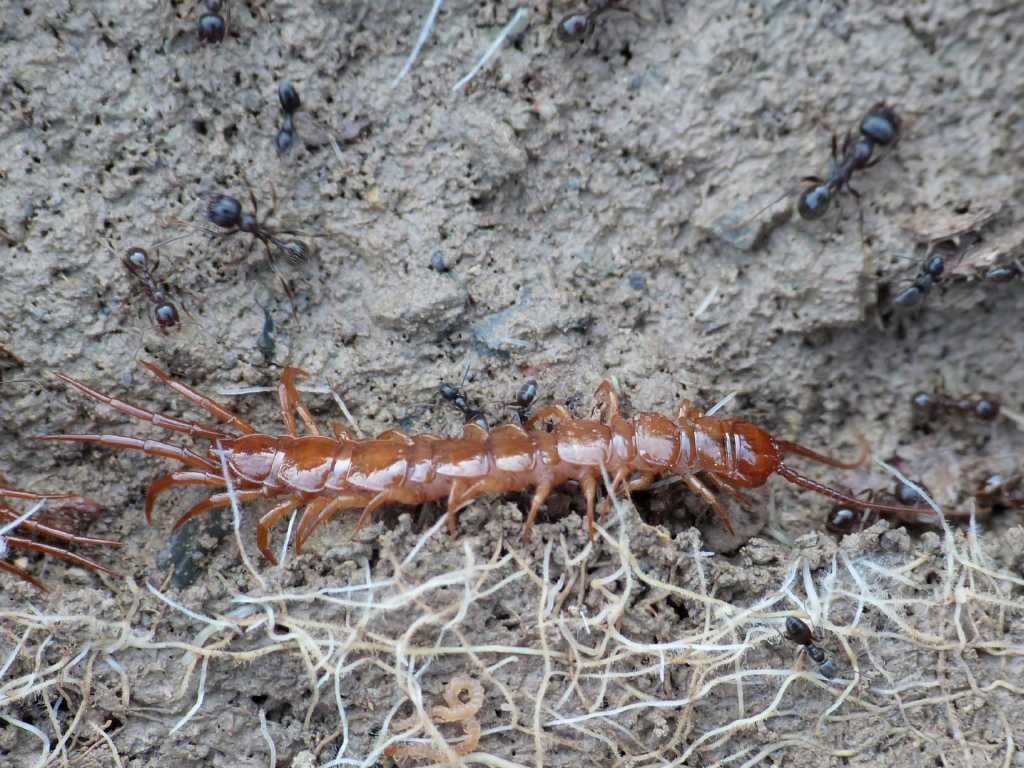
{"left": 38, "top": 362, "right": 936, "bottom": 563}
{"left": 0, "top": 484, "right": 119, "bottom": 589}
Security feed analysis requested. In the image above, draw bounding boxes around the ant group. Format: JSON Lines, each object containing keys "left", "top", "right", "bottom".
{"left": 121, "top": 247, "right": 180, "bottom": 331}
{"left": 275, "top": 81, "right": 301, "bottom": 155}
{"left": 784, "top": 617, "right": 835, "bottom": 678}
{"left": 197, "top": 1, "right": 227, "bottom": 43}
{"left": 795, "top": 102, "right": 900, "bottom": 221}
{"left": 438, "top": 378, "right": 539, "bottom": 430}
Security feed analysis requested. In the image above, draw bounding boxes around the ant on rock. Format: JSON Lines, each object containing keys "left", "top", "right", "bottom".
{"left": 275, "top": 81, "right": 301, "bottom": 155}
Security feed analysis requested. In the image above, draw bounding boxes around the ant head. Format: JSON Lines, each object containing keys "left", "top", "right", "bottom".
{"left": 923, "top": 254, "right": 945, "bottom": 278}
{"left": 860, "top": 105, "right": 900, "bottom": 146}
{"left": 797, "top": 184, "right": 831, "bottom": 220}
{"left": 557, "top": 13, "right": 590, "bottom": 43}
{"left": 207, "top": 195, "right": 243, "bottom": 229}
{"left": 198, "top": 12, "right": 226, "bottom": 43}
{"left": 911, "top": 391, "right": 935, "bottom": 412}
{"left": 974, "top": 397, "right": 1000, "bottom": 421}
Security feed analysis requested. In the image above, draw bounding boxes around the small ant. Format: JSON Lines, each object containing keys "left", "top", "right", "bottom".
{"left": 825, "top": 503, "right": 879, "bottom": 537}
{"left": 891, "top": 252, "right": 947, "bottom": 309}
{"left": 439, "top": 382, "right": 488, "bottom": 430}
{"left": 784, "top": 617, "right": 836, "bottom": 679}
{"left": 198, "top": 1, "right": 227, "bottom": 43}
{"left": 121, "top": 247, "right": 180, "bottom": 331}
{"left": 275, "top": 81, "right": 301, "bottom": 155}
{"left": 557, "top": 1, "right": 630, "bottom": 44}
{"left": 205, "top": 190, "right": 310, "bottom": 266}
{"left": 975, "top": 473, "right": 1024, "bottom": 512}
{"left": 911, "top": 391, "right": 1001, "bottom": 423}
{"left": 512, "top": 379, "right": 538, "bottom": 424}
{"left": 795, "top": 102, "right": 900, "bottom": 221}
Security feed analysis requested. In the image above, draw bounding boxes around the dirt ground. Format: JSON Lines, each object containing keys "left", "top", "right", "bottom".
{"left": 2, "top": 1, "right": 1024, "bottom": 766}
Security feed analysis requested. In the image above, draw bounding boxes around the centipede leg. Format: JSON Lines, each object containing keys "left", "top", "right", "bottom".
{"left": 7, "top": 536, "right": 117, "bottom": 575}
{"left": 581, "top": 474, "right": 599, "bottom": 539}
{"left": 525, "top": 406, "right": 573, "bottom": 431}
{"left": 461, "top": 424, "right": 488, "bottom": 442}
{"left": 521, "top": 482, "right": 554, "bottom": 542}
{"left": 171, "top": 489, "right": 265, "bottom": 531}
{"left": 675, "top": 399, "right": 705, "bottom": 421}
{"left": 37, "top": 434, "right": 217, "bottom": 472}
{"left": 683, "top": 475, "right": 735, "bottom": 535}
{"left": 592, "top": 381, "right": 620, "bottom": 423}
{"left": 278, "top": 367, "right": 321, "bottom": 436}
{"left": 0, "top": 485, "right": 77, "bottom": 503}
{"left": 0, "top": 559, "right": 45, "bottom": 590}
{"left": 0, "top": 509, "right": 119, "bottom": 548}
{"left": 295, "top": 493, "right": 373, "bottom": 550}
{"left": 53, "top": 372, "right": 227, "bottom": 441}
{"left": 145, "top": 471, "right": 227, "bottom": 524}
{"left": 256, "top": 496, "right": 304, "bottom": 564}
{"left": 776, "top": 438, "right": 868, "bottom": 471}
{"left": 140, "top": 362, "right": 257, "bottom": 435}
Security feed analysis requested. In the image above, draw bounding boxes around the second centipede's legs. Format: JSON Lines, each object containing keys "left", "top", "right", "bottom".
{"left": 278, "top": 367, "right": 321, "bottom": 436}
{"left": 684, "top": 475, "right": 735, "bottom": 534}
{"left": 256, "top": 496, "right": 304, "bottom": 563}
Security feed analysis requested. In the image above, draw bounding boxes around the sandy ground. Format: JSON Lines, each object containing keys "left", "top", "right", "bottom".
{"left": 2, "top": 1, "right": 1024, "bottom": 766}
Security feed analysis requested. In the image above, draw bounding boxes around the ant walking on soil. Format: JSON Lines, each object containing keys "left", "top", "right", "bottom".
{"left": 911, "top": 390, "right": 1001, "bottom": 424}
{"left": 557, "top": 1, "right": 632, "bottom": 44}
{"left": 784, "top": 617, "right": 836, "bottom": 678}
{"left": 206, "top": 190, "right": 310, "bottom": 266}
{"left": 795, "top": 102, "right": 901, "bottom": 221}
{"left": 121, "top": 247, "right": 181, "bottom": 331}
{"left": 275, "top": 81, "right": 301, "bottom": 155}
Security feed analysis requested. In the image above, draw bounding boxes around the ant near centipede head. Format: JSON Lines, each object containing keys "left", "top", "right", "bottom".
{"left": 437, "top": 364, "right": 540, "bottom": 430}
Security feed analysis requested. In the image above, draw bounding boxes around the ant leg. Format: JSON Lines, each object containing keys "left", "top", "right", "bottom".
{"left": 683, "top": 475, "right": 736, "bottom": 535}
{"left": 256, "top": 496, "right": 305, "bottom": 564}
{"left": 278, "top": 367, "right": 321, "bottom": 436}
{"left": 53, "top": 372, "right": 228, "bottom": 441}
{"left": 525, "top": 405, "right": 573, "bottom": 431}
{"left": 37, "top": 434, "right": 217, "bottom": 472}
{"left": 141, "top": 361, "right": 257, "bottom": 434}
{"left": 144, "top": 470, "right": 226, "bottom": 524}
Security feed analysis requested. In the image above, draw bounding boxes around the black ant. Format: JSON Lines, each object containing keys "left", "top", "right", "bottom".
{"left": 975, "top": 473, "right": 1024, "bottom": 512}
{"left": 439, "top": 382, "right": 489, "bottom": 431}
{"left": 121, "top": 247, "right": 180, "bottom": 331}
{"left": 784, "top": 617, "right": 836, "bottom": 679}
{"left": 911, "top": 391, "right": 1001, "bottom": 424}
{"left": 795, "top": 102, "right": 900, "bottom": 221}
{"left": 197, "top": 1, "right": 227, "bottom": 43}
{"left": 825, "top": 503, "right": 879, "bottom": 537}
{"left": 512, "top": 379, "right": 538, "bottom": 424}
{"left": 557, "top": 1, "right": 630, "bottom": 44}
{"left": 205, "top": 190, "right": 310, "bottom": 266}
{"left": 255, "top": 299, "right": 275, "bottom": 365}
{"left": 275, "top": 81, "right": 301, "bottom": 155}
{"left": 891, "top": 252, "right": 947, "bottom": 309}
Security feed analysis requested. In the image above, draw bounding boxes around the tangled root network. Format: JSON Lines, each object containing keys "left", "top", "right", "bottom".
{"left": 2, "top": 481, "right": 1023, "bottom": 768}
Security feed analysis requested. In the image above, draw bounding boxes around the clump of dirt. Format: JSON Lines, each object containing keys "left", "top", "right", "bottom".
{"left": 2, "top": 1, "right": 1024, "bottom": 767}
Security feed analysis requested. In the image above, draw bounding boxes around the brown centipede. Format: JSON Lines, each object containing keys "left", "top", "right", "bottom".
{"left": 0, "top": 484, "right": 119, "bottom": 589}
{"left": 38, "top": 362, "right": 937, "bottom": 561}
{"left": 386, "top": 675, "right": 484, "bottom": 762}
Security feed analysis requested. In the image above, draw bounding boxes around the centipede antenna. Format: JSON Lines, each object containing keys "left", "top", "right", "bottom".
{"left": 451, "top": 7, "right": 530, "bottom": 94}
{"left": 392, "top": 0, "right": 445, "bottom": 88}
{"left": 0, "top": 499, "right": 46, "bottom": 538}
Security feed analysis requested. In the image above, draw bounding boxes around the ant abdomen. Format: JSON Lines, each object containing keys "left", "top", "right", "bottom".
{"left": 797, "top": 185, "right": 831, "bottom": 220}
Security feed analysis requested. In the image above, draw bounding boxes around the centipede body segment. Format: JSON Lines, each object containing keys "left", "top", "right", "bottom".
{"left": 39, "top": 363, "right": 934, "bottom": 564}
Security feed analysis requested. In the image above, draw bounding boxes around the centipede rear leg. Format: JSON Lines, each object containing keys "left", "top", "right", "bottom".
{"left": 521, "top": 482, "right": 554, "bottom": 542}
{"left": 256, "top": 496, "right": 305, "bottom": 563}
{"left": 295, "top": 493, "right": 373, "bottom": 551}
{"left": 683, "top": 475, "right": 736, "bottom": 535}
{"left": 141, "top": 362, "right": 257, "bottom": 435}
